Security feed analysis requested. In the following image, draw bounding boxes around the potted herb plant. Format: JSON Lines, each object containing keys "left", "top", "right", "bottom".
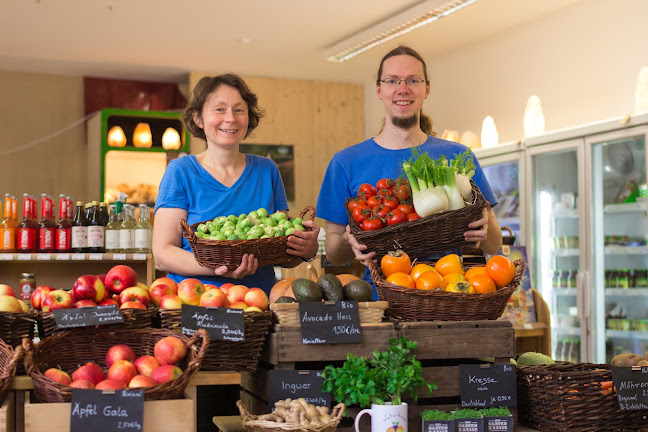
{"left": 321, "top": 337, "right": 436, "bottom": 432}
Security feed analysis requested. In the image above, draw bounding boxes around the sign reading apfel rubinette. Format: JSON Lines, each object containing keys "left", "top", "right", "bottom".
{"left": 181, "top": 304, "right": 245, "bottom": 341}
{"left": 70, "top": 388, "right": 144, "bottom": 432}
{"left": 53, "top": 305, "right": 124, "bottom": 329}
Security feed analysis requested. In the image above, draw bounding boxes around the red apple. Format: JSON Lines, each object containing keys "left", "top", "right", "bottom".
{"left": 98, "top": 298, "right": 119, "bottom": 307}
{"left": 119, "top": 287, "right": 150, "bottom": 307}
{"left": 107, "top": 360, "right": 137, "bottom": 385}
{"left": 154, "top": 336, "right": 186, "bottom": 365}
{"left": 159, "top": 294, "right": 183, "bottom": 310}
{"left": 95, "top": 379, "right": 127, "bottom": 390}
{"left": 72, "top": 274, "right": 106, "bottom": 303}
{"left": 96, "top": 274, "right": 106, "bottom": 285}
{"left": 199, "top": 289, "right": 229, "bottom": 308}
{"left": 0, "top": 295, "right": 22, "bottom": 313}
{"left": 149, "top": 284, "right": 175, "bottom": 307}
{"left": 151, "top": 364, "right": 182, "bottom": 384}
{"left": 128, "top": 374, "right": 158, "bottom": 388}
{"left": 226, "top": 285, "right": 249, "bottom": 304}
{"left": 44, "top": 367, "right": 72, "bottom": 385}
{"left": 177, "top": 278, "right": 206, "bottom": 306}
{"left": 120, "top": 301, "right": 147, "bottom": 310}
{"left": 31, "top": 286, "right": 54, "bottom": 310}
{"left": 69, "top": 379, "right": 95, "bottom": 389}
{"left": 72, "top": 362, "right": 105, "bottom": 385}
{"left": 106, "top": 344, "right": 136, "bottom": 368}
{"left": 244, "top": 287, "right": 269, "bottom": 311}
{"left": 105, "top": 265, "right": 138, "bottom": 295}
{"left": 204, "top": 284, "right": 219, "bottom": 290}
{"left": 133, "top": 355, "right": 160, "bottom": 378}
{"left": 0, "top": 284, "right": 15, "bottom": 297}
{"left": 41, "top": 289, "right": 74, "bottom": 312}
{"left": 150, "top": 277, "right": 178, "bottom": 295}
{"left": 228, "top": 300, "right": 248, "bottom": 310}
{"left": 74, "top": 299, "right": 98, "bottom": 308}
{"left": 218, "top": 283, "right": 235, "bottom": 295}
{"left": 244, "top": 306, "right": 263, "bottom": 313}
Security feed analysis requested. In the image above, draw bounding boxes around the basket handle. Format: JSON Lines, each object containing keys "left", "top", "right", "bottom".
{"left": 236, "top": 400, "right": 254, "bottom": 422}
{"left": 330, "top": 403, "right": 345, "bottom": 422}
{"left": 501, "top": 226, "right": 514, "bottom": 237}
{"left": 185, "top": 328, "right": 210, "bottom": 372}
{"left": 180, "top": 219, "right": 198, "bottom": 242}
{"left": 22, "top": 337, "right": 36, "bottom": 376}
{"left": 0, "top": 344, "right": 24, "bottom": 382}
{"left": 297, "top": 205, "right": 316, "bottom": 222}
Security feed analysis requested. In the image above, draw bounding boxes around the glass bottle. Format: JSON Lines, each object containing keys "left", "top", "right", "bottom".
{"left": 70, "top": 201, "right": 88, "bottom": 253}
{"left": 105, "top": 204, "right": 121, "bottom": 253}
{"left": 134, "top": 204, "right": 152, "bottom": 253}
{"left": 17, "top": 194, "right": 39, "bottom": 252}
{"left": 99, "top": 202, "right": 109, "bottom": 226}
{"left": 38, "top": 194, "right": 55, "bottom": 252}
{"left": 87, "top": 202, "right": 105, "bottom": 253}
{"left": 55, "top": 194, "right": 71, "bottom": 252}
{"left": 119, "top": 204, "right": 135, "bottom": 253}
{"left": 84, "top": 202, "right": 93, "bottom": 226}
{"left": 0, "top": 194, "right": 17, "bottom": 252}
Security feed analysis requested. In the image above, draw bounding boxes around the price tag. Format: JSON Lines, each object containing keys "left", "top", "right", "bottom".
{"left": 17, "top": 254, "right": 32, "bottom": 260}
{"left": 523, "top": 323, "right": 534, "bottom": 330}
{"left": 132, "top": 253, "right": 146, "bottom": 260}
{"left": 37, "top": 253, "right": 51, "bottom": 260}
{"left": 268, "top": 370, "right": 330, "bottom": 409}
{"left": 612, "top": 366, "right": 648, "bottom": 410}
{"left": 459, "top": 363, "right": 517, "bottom": 408}
{"left": 0, "top": 254, "right": 12, "bottom": 260}
{"left": 71, "top": 253, "right": 86, "bottom": 260}
{"left": 56, "top": 253, "right": 70, "bottom": 260}
{"left": 181, "top": 304, "right": 245, "bottom": 341}
{"left": 112, "top": 253, "right": 127, "bottom": 260}
{"left": 53, "top": 305, "right": 124, "bottom": 329}
{"left": 88, "top": 253, "right": 103, "bottom": 260}
{"left": 299, "top": 301, "right": 361, "bottom": 344}
{"left": 70, "top": 388, "right": 144, "bottom": 432}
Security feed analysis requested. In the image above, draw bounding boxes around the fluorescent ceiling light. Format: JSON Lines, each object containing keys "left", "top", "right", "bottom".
{"left": 323, "top": 0, "right": 479, "bottom": 62}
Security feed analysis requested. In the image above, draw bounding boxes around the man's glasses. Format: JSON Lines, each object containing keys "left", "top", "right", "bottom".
{"left": 379, "top": 77, "right": 427, "bottom": 87}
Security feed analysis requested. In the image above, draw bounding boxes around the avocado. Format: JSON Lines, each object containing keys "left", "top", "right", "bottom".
{"left": 275, "top": 296, "right": 297, "bottom": 304}
{"left": 516, "top": 352, "right": 555, "bottom": 366}
{"left": 318, "top": 274, "right": 344, "bottom": 302}
{"left": 292, "top": 279, "right": 323, "bottom": 302}
{"left": 343, "top": 280, "right": 374, "bottom": 302}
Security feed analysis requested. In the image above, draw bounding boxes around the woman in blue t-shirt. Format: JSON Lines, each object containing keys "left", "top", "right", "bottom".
{"left": 153, "top": 74, "right": 319, "bottom": 294}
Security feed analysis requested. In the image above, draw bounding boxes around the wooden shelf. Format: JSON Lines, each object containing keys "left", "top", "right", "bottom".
{"left": 514, "top": 289, "right": 551, "bottom": 356}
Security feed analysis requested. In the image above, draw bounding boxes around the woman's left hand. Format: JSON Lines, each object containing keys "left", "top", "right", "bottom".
{"left": 286, "top": 220, "right": 320, "bottom": 260}
{"left": 464, "top": 206, "right": 490, "bottom": 248}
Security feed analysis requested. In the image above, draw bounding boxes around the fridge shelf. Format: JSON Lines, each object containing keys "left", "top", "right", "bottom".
{"left": 604, "top": 245, "right": 648, "bottom": 255}
{"left": 606, "top": 330, "right": 648, "bottom": 340}
{"left": 552, "top": 288, "right": 577, "bottom": 295}
{"left": 552, "top": 248, "right": 580, "bottom": 257}
{"left": 604, "top": 201, "right": 647, "bottom": 213}
{"left": 605, "top": 288, "right": 648, "bottom": 296}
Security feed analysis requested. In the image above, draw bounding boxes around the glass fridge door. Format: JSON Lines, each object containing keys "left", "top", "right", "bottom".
{"left": 526, "top": 139, "right": 587, "bottom": 361}
{"left": 587, "top": 126, "right": 648, "bottom": 364}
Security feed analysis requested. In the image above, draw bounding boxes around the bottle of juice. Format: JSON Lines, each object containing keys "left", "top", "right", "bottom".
{"left": 99, "top": 202, "right": 109, "bottom": 226}
{"left": 38, "top": 194, "right": 55, "bottom": 252}
{"left": 87, "top": 202, "right": 105, "bottom": 253}
{"left": 17, "top": 194, "right": 39, "bottom": 252}
{"left": 55, "top": 194, "right": 71, "bottom": 252}
{"left": 105, "top": 204, "right": 121, "bottom": 253}
{"left": 71, "top": 201, "right": 88, "bottom": 253}
{"left": 0, "top": 194, "right": 17, "bottom": 252}
{"left": 119, "top": 204, "right": 135, "bottom": 253}
{"left": 134, "top": 204, "right": 152, "bottom": 253}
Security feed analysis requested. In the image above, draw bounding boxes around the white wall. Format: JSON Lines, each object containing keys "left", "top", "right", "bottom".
{"left": 365, "top": 0, "right": 648, "bottom": 143}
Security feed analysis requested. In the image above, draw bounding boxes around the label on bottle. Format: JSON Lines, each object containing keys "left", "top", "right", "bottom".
{"left": 119, "top": 228, "right": 135, "bottom": 250}
{"left": 135, "top": 228, "right": 151, "bottom": 251}
{"left": 55, "top": 228, "right": 71, "bottom": 251}
{"left": 17, "top": 227, "right": 37, "bottom": 251}
{"left": 0, "top": 228, "right": 15, "bottom": 251}
{"left": 88, "top": 226, "right": 105, "bottom": 248}
{"left": 105, "top": 229, "right": 119, "bottom": 251}
{"left": 20, "top": 282, "right": 35, "bottom": 301}
{"left": 71, "top": 226, "right": 87, "bottom": 249}
{"left": 39, "top": 227, "right": 54, "bottom": 250}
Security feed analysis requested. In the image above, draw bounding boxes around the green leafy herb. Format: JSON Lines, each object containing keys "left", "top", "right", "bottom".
{"left": 420, "top": 410, "right": 453, "bottom": 421}
{"left": 479, "top": 407, "right": 511, "bottom": 417}
{"left": 452, "top": 409, "right": 482, "bottom": 419}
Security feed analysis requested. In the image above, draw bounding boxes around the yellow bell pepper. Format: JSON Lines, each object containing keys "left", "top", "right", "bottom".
{"left": 445, "top": 281, "right": 475, "bottom": 294}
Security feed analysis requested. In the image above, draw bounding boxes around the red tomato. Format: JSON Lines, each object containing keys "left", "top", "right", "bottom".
{"left": 376, "top": 178, "right": 394, "bottom": 192}
{"left": 366, "top": 195, "right": 381, "bottom": 208}
{"left": 382, "top": 197, "right": 399, "bottom": 210}
{"left": 372, "top": 205, "right": 390, "bottom": 220}
{"left": 395, "top": 184, "right": 411, "bottom": 202}
{"left": 352, "top": 205, "right": 370, "bottom": 224}
{"left": 407, "top": 212, "right": 421, "bottom": 221}
{"left": 397, "top": 204, "right": 414, "bottom": 215}
{"left": 347, "top": 197, "right": 366, "bottom": 211}
{"left": 358, "top": 183, "right": 377, "bottom": 198}
{"left": 386, "top": 209, "right": 408, "bottom": 226}
{"left": 362, "top": 218, "right": 384, "bottom": 231}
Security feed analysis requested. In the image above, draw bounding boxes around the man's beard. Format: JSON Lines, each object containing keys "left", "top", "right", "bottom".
{"left": 391, "top": 114, "right": 418, "bottom": 129}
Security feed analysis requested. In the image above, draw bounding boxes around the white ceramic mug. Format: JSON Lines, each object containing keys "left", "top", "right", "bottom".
{"left": 354, "top": 402, "right": 408, "bottom": 432}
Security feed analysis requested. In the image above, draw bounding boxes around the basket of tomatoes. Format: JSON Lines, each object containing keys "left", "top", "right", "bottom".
{"left": 369, "top": 251, "right": 524, "bottom": 321}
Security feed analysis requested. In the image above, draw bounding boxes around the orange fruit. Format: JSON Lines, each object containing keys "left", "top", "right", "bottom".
{"left": 415, "top": 271, "right": 444, "bottom": 291}
{"left": 464, "top": 266, "right": 487, "bottom": 280}
{"left": 434, "top": 254, "right": 464, "bottom": 276}
{"left": 410, "top": 263, "right": 436, "bottom": 281}
{"left": 443, "top": 273, "right": 465, "bottom": 285}
{"left": 386, "top": 272, "right": 415, "bottom": 289}
{"left": 468, "top": 274, "right": 497, "bottom": 294}
{"left": 485, "top": 255, "right": 516, "bottom": 288}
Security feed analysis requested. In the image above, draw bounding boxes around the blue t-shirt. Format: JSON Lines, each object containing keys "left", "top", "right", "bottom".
{"left": 155, "top": 153, "right": 288, "bottom": 293}
{"left": 316, "top": 136, "right": 499, "bottom": 297}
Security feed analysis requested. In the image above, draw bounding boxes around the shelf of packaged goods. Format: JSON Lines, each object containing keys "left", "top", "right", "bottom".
{"left": 604, "top": 201, "right": 647, "bottom": 213}
{"left": 552, "top": 288, "right": 577, "bottom": 295}
{"left": 606, "top": 329, "right": 648, "bottom": 340}
{"left": 604, "top": 245, "right": 648, "bottom": 255}
{"left": 552, "top": 248, "right": 579, "bottom": 257}
{"left": 605, "top": 288, "right": 648, "bottom": 296}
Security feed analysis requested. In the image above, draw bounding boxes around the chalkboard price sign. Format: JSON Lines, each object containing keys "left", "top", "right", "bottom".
{"left": 70, "top": 388, "right": 144, "bottom": 432}
{"left": 181, "top": 304, "right": 245, "bottom": 341}
{"left": 611, "top": 366, "right": 648, "bottom": 410}
{"left": 299, "top": 301, "right": 361, "bottom": 344}
{"left": 268, "top": 370, "right": 331, "bottom": 408}
{"left": 459, "top": 364, "right": 517, "bottom": 408}
{"left": 53, "top": 305, "right": 124, "bottom": 329}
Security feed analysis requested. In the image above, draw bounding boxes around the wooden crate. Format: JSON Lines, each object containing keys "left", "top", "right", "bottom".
{"left": 0, "top": 392, "right": 14, "bottom": 432}
{"left": 24, "top": 392, "right": 195, "bottom": 432}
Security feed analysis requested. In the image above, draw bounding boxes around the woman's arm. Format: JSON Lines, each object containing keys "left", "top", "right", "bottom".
{"left": 324, "top": 221, "right": 375, "bottom": 266}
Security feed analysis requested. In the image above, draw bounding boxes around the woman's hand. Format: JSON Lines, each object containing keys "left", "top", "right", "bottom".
{"left": 286, "top": 220, "right": 320, "bottom": 259}
{"left": 345, "top": 225, "right": 375, "bottom": 266}
{"left": 214, "top": 253, "right": 259, "bottom": 279}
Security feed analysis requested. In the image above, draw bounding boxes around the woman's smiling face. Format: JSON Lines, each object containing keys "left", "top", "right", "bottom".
{"left": 194, "top": 84, "right": 249, "bottom": 149}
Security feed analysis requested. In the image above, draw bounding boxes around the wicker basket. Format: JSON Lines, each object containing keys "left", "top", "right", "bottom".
{"left": 270, "top": 301, "right": 388, "bottom": 326}
{"left": 368, "top": 259, "right": 524, "bottom": 321}
{"left": 346, "top": 181, "right": 487, "bottom": 258}
{"left": 158, "top": 309, "right": 272, "bottom": 372}
{"left": 182, "top": 206, "right": 315, "bottom": 270}
{"left": 237, "top": 400, "right": 345, "bottom": 432}
{"left": 0, "top": 340, "right": 24, "bottom": 405}
{"left": 23, "top": 327, "right": 209, "bottom": 403}
{"left": 36, "top": 306, "right": 158, "bottom": 339}
{"left": 517, "top": 362, "right": 648, "bottom": 432}
{"left": 0, "top": 310, "right": 37, "bottom": 347}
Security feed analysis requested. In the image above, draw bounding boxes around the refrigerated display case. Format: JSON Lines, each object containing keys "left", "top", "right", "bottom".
{"left": 524, "top": 112, "right": 648, "bottom": 363}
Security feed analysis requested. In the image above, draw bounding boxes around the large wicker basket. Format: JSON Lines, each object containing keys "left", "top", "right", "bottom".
{"left": 182, "top": 206, "right": 315, "bottom": 270}
{"left": 369, "top": 259, "right": 524, "bottom": 321}
{"left": 346, "top": 181, "right": 487, "bottom": 258}
{"left": 270, "top": 301, "right": 388, "bottom": 326}
{"left": 237, "top": 400, "right": 345, "bottom": 432}
{"left": 0, "top": 310, "right": 37, "bottom": 347}
{"left": 23, "top": 327, "right": 209, "bottom": 403}
{"left": 0, "top": 340, "right": 24, "bottom": 405}
{"left": 517, "top": 362, "right": 648, "bottom": 432}
{"left": 36, "top": 306, "right": 158, "bottom": 339}
{"left": 158, "top": 309, "right": 272, "bottom": 372}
